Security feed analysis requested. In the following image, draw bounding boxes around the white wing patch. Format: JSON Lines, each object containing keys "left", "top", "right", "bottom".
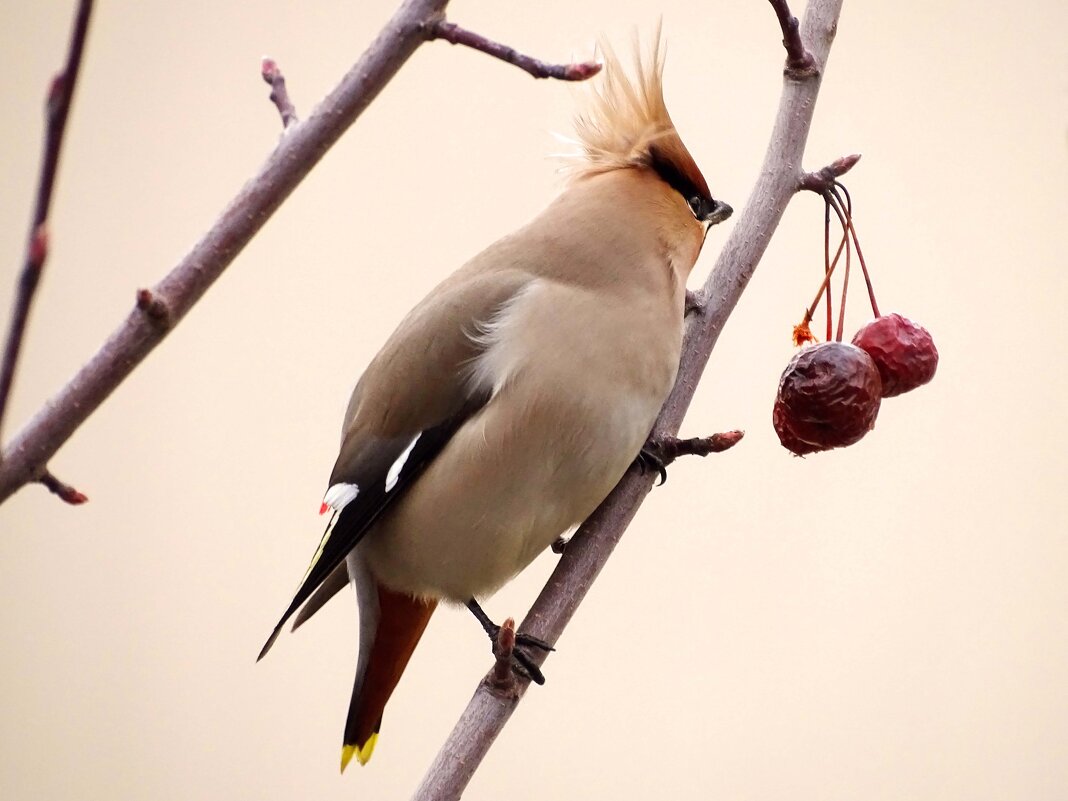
{"left": 321, "top": 482, "right": 360, "bottom": 514}
{"left": 385, "top": 434, "right": 421, "bottom": 492}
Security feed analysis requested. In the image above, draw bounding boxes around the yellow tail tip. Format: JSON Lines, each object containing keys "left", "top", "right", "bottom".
{"left": 340, "top": 734, "right": 378, "bottom": 772}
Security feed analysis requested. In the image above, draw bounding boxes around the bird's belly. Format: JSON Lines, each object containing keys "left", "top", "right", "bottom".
{"left": 362, "top": 385, "right": 662, "bottom": 602}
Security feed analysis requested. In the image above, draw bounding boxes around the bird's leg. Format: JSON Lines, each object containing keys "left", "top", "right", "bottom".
{"left": 465, "top": 599, "right": 554, "bottom": 685}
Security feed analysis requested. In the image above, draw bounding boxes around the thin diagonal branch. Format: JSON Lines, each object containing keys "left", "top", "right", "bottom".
{"left": 430, "top": 20, "right": 601, "bottom": 81}
{"left": 413, "top": 2, "right": 845, "bottom": 797}
{"left": 261, "top": 57, "right": 298, "bottom": 128}
{"left": 0, "top": 0, "right": 457, "bottom": 504}
{"left": 0, "top": 0, "right": 94, "bottom": 448}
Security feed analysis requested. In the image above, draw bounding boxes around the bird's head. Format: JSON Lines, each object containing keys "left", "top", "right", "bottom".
{"left": 567, "top": 26, "right": 732, "bottom": 228}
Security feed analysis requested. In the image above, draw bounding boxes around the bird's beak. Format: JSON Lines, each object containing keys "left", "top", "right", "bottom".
{"left": 701, "top": 199, "right": 733, "bottom": 226}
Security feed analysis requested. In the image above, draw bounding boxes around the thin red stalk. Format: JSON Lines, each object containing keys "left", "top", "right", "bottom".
{"left": 833, "top": 182, "right": 880, "bottom": 318}
{"left": 804, "top": 226, "right": 848, "bottom": 325}
{"left": 823, "top": 191, "right": 853, "bottom": 341}
{"left": 823, "top": 197, "right": 833, "bottom": 340}
{"left": 836, "top": 202, "right": 851, "bottom": 342}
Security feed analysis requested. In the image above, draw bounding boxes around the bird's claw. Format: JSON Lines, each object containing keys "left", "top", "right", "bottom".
{"left": 486, "top": 624, "right": 554, "bottom": 685}
{"left": 635, "top": 447, "right": 668, "bottom": 486}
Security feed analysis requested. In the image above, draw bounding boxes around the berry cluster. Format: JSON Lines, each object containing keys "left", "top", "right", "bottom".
{"left": 774, "top": 182, "right": 938, "bottom": 455}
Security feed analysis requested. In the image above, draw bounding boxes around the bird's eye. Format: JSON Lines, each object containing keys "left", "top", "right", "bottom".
{"left": 688, "top": 196, "right": 702, "bottom": 216}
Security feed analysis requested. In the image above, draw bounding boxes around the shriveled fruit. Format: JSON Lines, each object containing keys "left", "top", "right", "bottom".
{"left": 774, "top": 342, "right": 883, "bottom": 455}
{"left": 852, "top": 313, "right": 938, "bottom": 398}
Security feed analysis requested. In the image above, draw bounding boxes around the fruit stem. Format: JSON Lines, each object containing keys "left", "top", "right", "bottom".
{"left": 823, "top": 197, "right": 833, "bottom": 341}
{"left": 833, "top": 182, "right": 880, "bottom": 319}
{"left": 825, "top": 191, "right": 852, "bottom": 342}
{"left": 802, "top": 226, "right": 848, "bottom": 330}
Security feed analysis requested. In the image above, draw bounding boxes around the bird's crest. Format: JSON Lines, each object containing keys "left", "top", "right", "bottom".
{"left": 564, "top": 25, "right": 702, "bottom": 189}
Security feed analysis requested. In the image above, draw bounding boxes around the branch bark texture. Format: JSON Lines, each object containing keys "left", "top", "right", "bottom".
{"left": 0, "top": 0, "right": 452, "bottom": 501}
{"left": 412, "top": 1, "right": 845, "bottom": 798}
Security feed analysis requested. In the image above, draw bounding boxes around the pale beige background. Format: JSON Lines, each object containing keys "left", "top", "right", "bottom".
{"left": 2, "top": 2, "right": 1066, "bottom": 799}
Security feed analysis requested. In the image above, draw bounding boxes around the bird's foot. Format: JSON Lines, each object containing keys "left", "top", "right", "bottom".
{"left": 467, "top": 599, "right": 554, "bottom": 685}
{"left": 635, "top": 445, "right": 669, "bottom": 486}
{"left": 489, "top": 625, "right": 554, "bottom": 685}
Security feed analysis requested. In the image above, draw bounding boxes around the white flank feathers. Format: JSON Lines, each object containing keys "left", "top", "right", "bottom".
{"left": 385, "top": 434, "right": 421, "bottom": 492}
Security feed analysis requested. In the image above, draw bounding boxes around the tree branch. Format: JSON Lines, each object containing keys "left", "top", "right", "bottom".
{"left": 429, "top": 20, "right": 601, "bottom": 81}
{"left": 0, "top": 0, "right": 462, "bottom": 504}
{"left": 0, "top": 0, "right": 93, "bottom": 450}
{"left": 38, "top": 468, "right": 88, "bottom": 505}
{"left": 412, "top": 2, "right": 845, "bottom": 797}
{"left": 798, "top": 152, "right": 861, "bottom": 193}
{"left": 261, "top": 57, "right": 298, "bottom": 128}
{"left": 768, "top": 0, "right": 818, "bottom": 77}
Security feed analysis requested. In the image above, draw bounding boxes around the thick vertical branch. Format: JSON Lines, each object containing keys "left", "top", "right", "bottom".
{"left": 0, "top": 0, "right": 94, "bottom": 447}
{"left": 412, "top": 1, "right": 845, "bottom": 798}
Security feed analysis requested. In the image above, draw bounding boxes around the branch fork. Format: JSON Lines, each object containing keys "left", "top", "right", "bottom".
{"left": 769, "top": 0, "right": 818, "bottom": 77}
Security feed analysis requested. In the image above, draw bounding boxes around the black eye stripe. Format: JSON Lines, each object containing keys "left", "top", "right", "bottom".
{"left": 649, "top": 150, "right": 703, "bottom": 207}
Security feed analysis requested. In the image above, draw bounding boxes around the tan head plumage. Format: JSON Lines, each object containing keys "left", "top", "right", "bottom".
{"left": 569, "top": 26, "right": 674, "bottom": 176}
{"left": 564, "top": 25, "right": 715, "bottom": 213}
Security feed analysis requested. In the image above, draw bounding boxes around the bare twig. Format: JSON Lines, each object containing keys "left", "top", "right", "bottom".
{"left": 261, "top": 57, "right": 298, "bottom": 128}
{"left": 798, "top": 153, "right": 861, "bottom": 192}
{"left": 0, "top": 0, "right": 93, "bottom": 448}
{"left": 489, "top": 618, "right": 517, "bottom": 692}
{"left": 413, "top": 2, "right": 845, "bottom": 797}
{"left": 38, "top": 468, "right": 87, "bottom": 505}
{"left": 768, "top": 0, "right": 817, "bottom": 77}
{"left": 648, "top": 431, "right": 746, "bottom": 467}
{"left": 0, "top": 0, "right": 459, "bottom": 504}
{"left": 429, "top": 20, "right": 601, "bottom": 81}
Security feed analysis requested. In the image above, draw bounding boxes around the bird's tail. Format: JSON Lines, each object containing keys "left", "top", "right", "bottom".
{"left": 341, "top": 584, "right": 437, "bottom": 771}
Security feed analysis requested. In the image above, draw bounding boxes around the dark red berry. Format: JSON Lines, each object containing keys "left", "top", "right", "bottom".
{"left": 852, "top": 313, "right": 938, "bottom": 398}
{"left": 773, "top": 342, "right": 883, "bottom": 455}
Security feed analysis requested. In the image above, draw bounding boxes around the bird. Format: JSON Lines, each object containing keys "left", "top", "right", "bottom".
{"left": 257, "top": 29, "right": 732, "bottom": 772}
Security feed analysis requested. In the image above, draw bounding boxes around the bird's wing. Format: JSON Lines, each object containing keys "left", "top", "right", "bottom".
{"left": 257, "top": 268, "right": 531, "bottom": 660}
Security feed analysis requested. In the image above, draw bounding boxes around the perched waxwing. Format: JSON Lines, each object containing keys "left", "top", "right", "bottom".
{"left": 258, "top": 29, "right": 732, "bottom": 772}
